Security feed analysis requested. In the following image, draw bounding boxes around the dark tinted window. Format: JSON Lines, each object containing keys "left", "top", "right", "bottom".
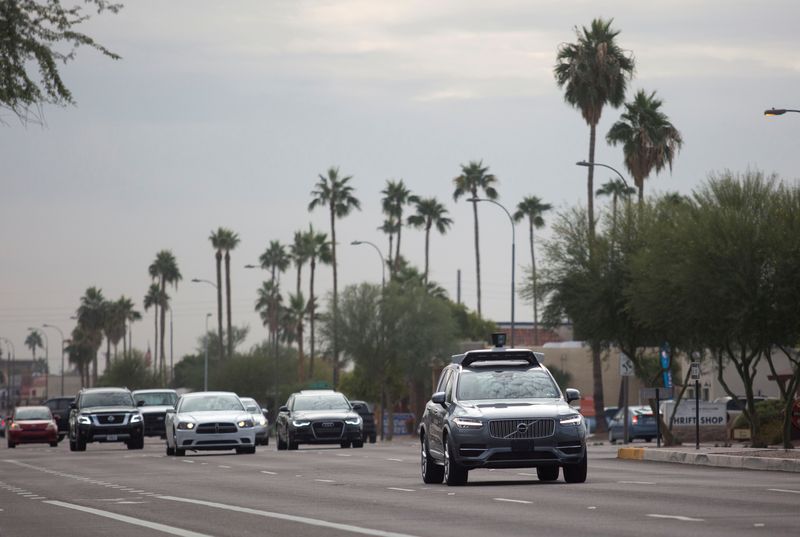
{"left": 457, "top": 368, "right": 558, "bottom": 400}
{"left": 292, "top": 394, "right": 349, "bottom": 411}
{"left": 81, "top": 391, "right": 134, "bottom": 408}
{"left": 135, "top": 392, "right": 177, "bottom": 406}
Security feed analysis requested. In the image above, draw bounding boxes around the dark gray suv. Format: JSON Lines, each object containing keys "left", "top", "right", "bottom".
{"left": 419, "top": 334, "right": 587, "bottom": 485}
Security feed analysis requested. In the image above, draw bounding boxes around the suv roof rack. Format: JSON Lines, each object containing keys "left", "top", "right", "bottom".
{"left": 452, "top": 349, "right": 543, "bottom": 368}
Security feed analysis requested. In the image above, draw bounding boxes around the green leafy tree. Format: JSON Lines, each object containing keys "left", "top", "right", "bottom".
{"left": 97, "top": 349, "right": 158, "bottom": 390}
{"left": 148, "top": 250, "right": 181, "bottom": 380}
{"left": 453, "top": 160, "right": 499, "bottom": 318}
{"left": 308, "top": 166, "right": 361, "bottom": 389}
{"left": 596, "top": 179, "right": 636, "bottom": 238}
{"left": 606, "top": 89, "right": 683, "bottom": 203}
{"left": 0, "top": 0, "right": 121, "bottom": 124}
{"left": 554, "top": 17, "right": 635, "bottom": 238}
{"left": 407, "top": 197, "right": 453, "bottom": 284}
{"left": 514, "top": 196, "right": 552, "bottom": 345}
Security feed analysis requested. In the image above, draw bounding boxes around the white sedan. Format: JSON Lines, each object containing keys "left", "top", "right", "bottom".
{"left": 165, "top": 392, "right": 256, "bottom": 456}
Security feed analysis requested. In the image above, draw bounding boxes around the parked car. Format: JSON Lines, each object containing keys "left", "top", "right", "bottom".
{"left": 68, "top": 387, "right": 145, "bottom": 451}
{"left": 165, "top": 391, "right": 256, "bottom": 456}
{"left": 240, "top": 397, "right": 269, "bottom": 446}
{"left": 276, "top": 390, "right": 363, "bottom": 450}
{"left": 608, "top": 406, "right": 658, "bottom": 444}
{"left": 7, "top": 406, "right": 59, "bottom": 448}
{"left": 44, "top": 396, "right": 75, "bottom": 441}
{"left": 132, "top": 389, "right": 178, "bottom": 438}
{"left": 348, "top": 400, "right": 376, "bottom": 443}
{"left": 419, "top": 334, "right": 587, "bottom": 486}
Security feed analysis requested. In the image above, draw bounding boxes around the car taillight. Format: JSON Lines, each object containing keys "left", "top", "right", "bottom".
{"left": 632, "top": 415, "right": 639, "bottom": 425}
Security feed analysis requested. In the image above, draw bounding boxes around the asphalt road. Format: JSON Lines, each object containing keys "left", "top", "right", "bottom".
{"left": 1, "top": 437, "right": 798, "bottom": 537}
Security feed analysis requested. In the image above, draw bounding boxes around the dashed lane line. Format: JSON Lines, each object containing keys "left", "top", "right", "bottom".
{"left": 618, "top": 481, "right": 656, "bottom": 485}
{"left": 493, "top": 498, "right": 532, "bottom": 504}
{"left": 647, "top": 514, "right": 704, "bottom": 522}
{"left": 387, "top": 487, "right": 415, "bottom": 492}
{"left": 768, "top": 488, "right": 800, "bottom": 494}
{"left": 260, "top": 471, "right": 277, "bottom": 475}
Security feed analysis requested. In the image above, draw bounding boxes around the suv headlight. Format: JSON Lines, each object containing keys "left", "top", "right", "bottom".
{"left": 237, "top": 419, "right": 254, "bottom": 428}
{"left": 78, "top": 415, "right": 92, "bottom": 425}
{"left": 177, "top": 421, "right": 196, "bottom": 430}
{"left": 292, "top": 419, "right": 311, "bottom": 427}
{"left": 453, "top": 417, "right": 483, "bottom": 429}
{"left": 344, "top": 416, "right": 362, "bottom": 426}
{"left": 256, "top": 417, "right": 267, "bottom": 426}
{"left": 130, "top": 414, "right": 142, "bottom": 423}
{"left": 559, "top": 414, "right": 583, "bottom": 426}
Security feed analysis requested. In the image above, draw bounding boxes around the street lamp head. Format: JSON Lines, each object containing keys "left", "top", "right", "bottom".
{"left": 350, "top": 240, "right": 362, "bottom": 245}
{"left": 467, "top": 197, "right": 483, "bottom": 203}
{"left": 244, "top": 264, "right": 257, "bottom": 269}
{"left": 191, "top": 278, "right": 202, "bottom": 283}
{"left": 576, "top": 160, "right": 591, "bottom": 167}
{"left": 764, "top": 108, "right": 786, "bottom": 116}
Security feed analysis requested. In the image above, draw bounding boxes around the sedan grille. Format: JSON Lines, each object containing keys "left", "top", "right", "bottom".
{"left": 312, "top": 420, "right": 344, "bottom": 438}
{"left": 196, "top": 422, "right": 237, "bottom": 434}
{"left": 489, "top": 418, "right": 555, "bottom": 439}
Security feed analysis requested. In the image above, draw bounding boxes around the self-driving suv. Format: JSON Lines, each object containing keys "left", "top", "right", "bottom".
{"left": 68, "top": 387, "right": 144, "bottom": 451}
{"left": 419, "top": 333, "right": 587, "bottom": 485}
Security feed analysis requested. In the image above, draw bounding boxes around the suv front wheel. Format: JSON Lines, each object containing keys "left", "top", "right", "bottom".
{"left": 443, "top": 435, "right": 467, "bottom": 486}
{"left": 420, "top": 433, "right": 444, "bottom": 484}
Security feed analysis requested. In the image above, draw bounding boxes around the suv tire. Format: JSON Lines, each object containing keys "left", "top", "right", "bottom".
{"left": 75, "top": 432, "right": 87, "bottom": 452}
{"left": 277, "top": 431, "right": 287, "bottom": 450}
{"left": 563, "top": 452, "right": 587, "bottom": 483}
{"left": 420, "top": 434, "right": 444, "bottom": 484}
{"left": 537, "top": 465, "right": 559, "bottom": 481}
{"left": 127, "top": 436, "right": 144, "bottom": 450}
{"left": 443, "top": 435, "right": 468, "bottom": 486}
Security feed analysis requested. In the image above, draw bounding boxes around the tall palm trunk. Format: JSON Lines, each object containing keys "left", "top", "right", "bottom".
{"left": 394, "top": 220, "right": 402, "bottom": 273}
{"left": 225, "top": 251, "right": 233, "bottom": 360}
{"left": 529, "top": 221, "right": 539, "bottom": 346}
{"left": 308, "top": 257, "right": 317, "bottom": 379}
{"left": 159, "top": 279, "right": 167, "bottom": 382}
{"left": 92, "top": 350, "right": 98, "bottom": 387}
{"left": 297, "top": 322, "right": 305, "bottom": 382}
{"left": 330, "top": 205, "right": 340, "bottom": 388}
{"left": 471, "top": 189, "right": 482, "bottom": 318}
{"left": 587, "top": 122, "right": 597, "bottom": 240}
{"left": 387, "top": 234, "right": 394, "bottom": 278}
{"left": 215, "top": 250, "right": 224, "bottom": 360}
{"left": 153, "top": 306, "right": 158, "bottom": 371}
{"left": 106, "top": 338, "right": 111, "bottom": 372}
{"left": 423, "top": 223, "right": 431, "bottom": 284}
{"left": 123, "top": 321, "right": 127, "bottom": 360}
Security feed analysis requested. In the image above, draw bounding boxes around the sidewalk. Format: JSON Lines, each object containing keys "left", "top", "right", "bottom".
{"left": 617, "top": 443, "right": 800, "bottom": 473}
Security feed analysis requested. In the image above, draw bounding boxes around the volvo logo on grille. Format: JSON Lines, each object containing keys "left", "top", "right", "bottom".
{"left": 321, "top": 422, "right": 335, "bottom": 428}
{"left": 516, "top": 423, "right": 528, "bottom": 434}
{"left": 107, "top": 416, "right": 115, "bottom": 423}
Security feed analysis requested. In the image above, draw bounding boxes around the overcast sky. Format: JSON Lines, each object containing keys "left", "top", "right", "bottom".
{"left": 2, "top": 0, "right": 799, "bottom": 372}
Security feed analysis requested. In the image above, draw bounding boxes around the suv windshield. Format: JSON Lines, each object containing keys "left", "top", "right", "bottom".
{"left": 457, "top": 368, "right": 559, "bottom": 400}
{"left": 135, "top": 392, "right": 177, "bottom": 406}
{"left": 180, "top": 395, "right": 244, "bottom": 413}
{"left": 81, "top": 391, "right": 134, "bottom": 408}
{"left": 293, "top": 394, "right": 350, "bottom": 411}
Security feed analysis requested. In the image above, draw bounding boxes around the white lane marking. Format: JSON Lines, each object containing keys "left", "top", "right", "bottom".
{"left": 336, "top": 454, "right": 352, "bottom": 457}
{"left": 28, "top": 496, "right": 46, "bottom": 500}
{"left": 260, "top": 471, "right": 277, "bottom": 475}
{"left": 45, "top": 500, "right": 214, "bottom": 537}
{"left": 181, "top": 460, "right": 195, "bottom": 464}
{"left": 768, "top": 488, "right": 800, "bottom": 494}
{"left": 647, "top": 514, "right": 704, "bottom": 522}
{"left": 386, "top": 458, "right": 403, "bottom": 462}
{"left": 117, "top": 501, "right": 147, "bottom": 504}
{"left": 494, "top": 498, "right": 532, "bottom": 504}
{"left": 754, "top": 523, "right": 765, "bottom": 528}
{"left": 588, "top": 506, "right": 597, "bottom": 510}
{"left": 619, "top": 481, "right": 656, "bottom": 485}
{"left": 218, "top": 466, "right": 231, "bottom": 469}
{"left": 315, "top": 479, "right": 335, "bottom": 483}
{"left": 158, "top": 495, "right": 423, "bottom": 537}
{"left": 387, "top": 487, "right": 415, "bottom": 492}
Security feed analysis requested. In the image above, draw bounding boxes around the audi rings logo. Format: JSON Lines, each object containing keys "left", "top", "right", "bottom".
{"left": 321, "top": 422, "right": 335, "bottom": 428}
{"left": 516, "top": 423, "right": 528, "bottom": 434}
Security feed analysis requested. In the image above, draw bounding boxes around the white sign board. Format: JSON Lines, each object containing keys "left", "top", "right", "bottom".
{"left": 690, "top": 362, "right": 700, "bottom": 380}
{"left": 661, "top": 401, "right": 726, "bottom": 427}
{"left": 619, "top": 353, "right": 634, "bottom": 377}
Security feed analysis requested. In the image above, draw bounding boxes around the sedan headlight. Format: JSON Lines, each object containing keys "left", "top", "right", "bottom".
{"left": 130, "top": 414, "right": 142, "bottom": 423}
{"left": 177, "top": 421, "right": 196, "bottom": 430}
{"left": 292, "top": 419, "right": 311, "bottom": 427}
{"left": 344, "top": 416, "right": 362, "bottom": 426}
{"left": 453, "top": 417, "right": 483, "bottom": 429}
{"left": 77, "top": 415, "right": 92, "bottom": 425}
{"left": 559, "top": 414, "right": 583, "bottom": 426}
{"left": 237, "top": 419, "right": 254, "bottom": 428}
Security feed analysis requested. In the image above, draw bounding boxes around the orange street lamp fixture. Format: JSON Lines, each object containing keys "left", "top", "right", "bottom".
{"left": 764, "top": 108, "right": 800, "bottom": 117}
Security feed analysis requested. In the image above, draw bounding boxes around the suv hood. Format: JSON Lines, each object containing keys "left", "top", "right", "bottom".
{"left": 456, "top": 399, "right": 575, "bottom": 419}
{"left": 291, "top": 410, "right": 358, "bottom": 420}
{"left": 80, "top": 406, "right": 138, "bottom": 414}
{"left": 139, "top": 405, "right": 176, "bottom": 414}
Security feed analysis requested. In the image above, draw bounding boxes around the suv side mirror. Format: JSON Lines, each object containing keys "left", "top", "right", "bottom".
{"left": 351, "top": 403, "right": 365, "bottom": 411}
{"left": 431, "top": 392, "right": 446, "bottom": 406}
{"left": 136, "top": 400, "right": 145, "bottom": 407}
{"left": 70, "top": 402, "right": 77, "bottom": 410}
{"left": 262, "top": 408, "right": 269, "bottom": 416}
{"left": 565, "top": 388, "right": 581, "bottom": 404}
{"left": 165, "top": 407, "right": 175, "bottom": 414}
{"left": 279, "top": 405, "right": 289, "bottom": 413}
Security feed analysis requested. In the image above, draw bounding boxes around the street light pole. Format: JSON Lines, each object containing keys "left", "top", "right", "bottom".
{"left": 351, "top": 240, "right": 387, "bottom": 440}
{"left": 191, "top": 278, "right": 222, "bottom": 363}
{"left": 28, "top": 328, "right": 48, "bottom": 401}
{"left": 467, "top": 199, "right": 516, "bottom": 347}
{"left": 204, "top": 313, "right": 212, "bottom": 391}
{"left": 576, "top": 160, "right": 631, "bottom": 188}
{"left": 42, "top": 324, "right": 65, "bottom": 396}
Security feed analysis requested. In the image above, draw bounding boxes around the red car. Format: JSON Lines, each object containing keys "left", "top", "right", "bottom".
{"left": 7, "top": 406, "right": 59, "bottom": 448}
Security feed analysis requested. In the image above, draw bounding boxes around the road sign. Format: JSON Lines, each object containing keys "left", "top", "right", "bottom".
{"left": 662, "top": 370, "right": 673, "bottom": 389}
{"left": 640, "top": 387, "right": 673, "bottom": 400}
{"left": 662, "top": 401, "right": 726, "bottom": 427}
{"left": 690, "top": 362, "right": 700, "bottom": 380}
{"left": 660, "top": 343, "right": 671, "bottom": 370}
{"left": 619, "top": 353, "right": 634, "bottom": 377}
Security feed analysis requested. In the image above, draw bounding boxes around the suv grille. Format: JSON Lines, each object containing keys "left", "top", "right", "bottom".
{"left": 489, "top": 418, "right": 555, "bottom": 439}
{"left": 95, "top": 413, "right": 128, "bottom": 425}
{"left": 196, "top": 422, "right": 237, "bottom": 434}
{"left": 312, "top": 420, "right": 344, "bottom": 438}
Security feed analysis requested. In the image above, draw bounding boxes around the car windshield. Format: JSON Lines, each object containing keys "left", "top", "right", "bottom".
{"left": 81, "top": 391, "right": 134, "bottom": 407}
{"left": 135, "top": 392, "right": 178, "bottom": 406}
{"left": 14, "top": 407, "right": 51, "bottom": 420}
{"left": 456, "top": 368, "right": 559, "bottom": 400}
{"left": 180, "top": 395, "right": 244, "bottom": 412}
{"left": 293, "top": 395, "right": 350, "bottom": 411}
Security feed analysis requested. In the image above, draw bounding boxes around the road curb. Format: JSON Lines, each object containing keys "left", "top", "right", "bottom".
{"left": 617, "top": 447, "right": 800, "bottom": 473}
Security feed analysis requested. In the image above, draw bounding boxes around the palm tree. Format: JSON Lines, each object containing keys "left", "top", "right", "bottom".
{"left": 554, "top": 17, "right": 635, "bottom": 238}
{"left": 453, "top": 160, "right": 498, "bottom": 318}
{"left": 513, "top": 196, "right": 553, "bottom": 345}
{"left": 282, "top": 292, "right": 307, "bottom": 382}
{"left": 381, "top": 179, "right": 417, "bottom": 275}
{"left": 596, "top": 178, "right": 636, "bottom": 232}
{"left": 143, "top": 283, "right": 162, "bottom": 368}
{"left": 290, "top": 229, "right": 311, "bottom": 299}
{"left": 303, "top": 224, "right": 332, "bottom": 378}
{"left": 407, "top": 197, "right": 453, "bottom": 284}
{"left": 77, "top": 286, "right": 106, "bottom": 386}
{"left": 255, "top": 280, "right": 283, "bottom": 349}
{"left": 378, "top": 219, "right": 398, "bottom": 269}
{"left": 115, "top": 296, "right": 141, "bottom": 359}
{"left": 148, "top": 250, "right": 182, "bottom": 380}
{"left": 24, "top": 331, "right": 44, "bottom": 373}
{"left": 209, "top": 228, "right": 231, "bottom": 360}
{"left": 259, "top": 240, "right": 291, "bottom": 288}
{"left": 308, "top": 166, "right": 361, "bottom": 388}
{"left": 102, "top": 298, "right": 128, "bottom": 366}
{"left": 67, "top": 324, "right": 96, "bottom": 387}
{"left": 606, "top": 89, "right": 684, "bottom": 203}
{"left": 220, "top": 229, "right": 241, "bottom": 360}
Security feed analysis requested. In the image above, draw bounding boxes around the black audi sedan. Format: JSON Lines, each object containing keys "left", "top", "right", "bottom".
{"left": 275, "top": 390, "right": 363, "bottom": 450}
{"left": 419, "top": 333, "right": 587, "bottom": 485}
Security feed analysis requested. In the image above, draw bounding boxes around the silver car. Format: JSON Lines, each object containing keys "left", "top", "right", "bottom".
{"left": 132, "top": 389, "right": 178, "bottom": 438}
{"left": 165, "top": 392, "right": 256, "bottom": 456}
{"left": 239, "top": 397, "right": 269, "bottom": 446}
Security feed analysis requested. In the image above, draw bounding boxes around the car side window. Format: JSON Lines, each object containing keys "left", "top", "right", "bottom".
{"left": 435, "top": 368, "right": 451, "bottom": 393}
{"left": 444, "top": 370, "right": 456, "bottom": 403}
